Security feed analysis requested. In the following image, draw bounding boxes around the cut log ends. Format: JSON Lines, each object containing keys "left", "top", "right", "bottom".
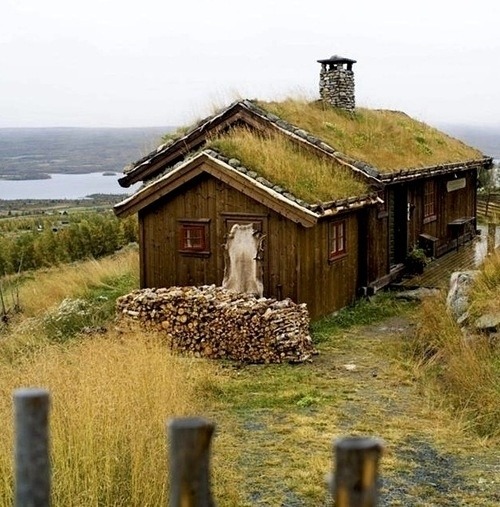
{"left": 116, "top": 285, "right": 316, "bottom": 364}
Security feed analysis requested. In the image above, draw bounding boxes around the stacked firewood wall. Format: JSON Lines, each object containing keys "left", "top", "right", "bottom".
{"left": 116, "top": 285, "right": 316, "bottom": 363}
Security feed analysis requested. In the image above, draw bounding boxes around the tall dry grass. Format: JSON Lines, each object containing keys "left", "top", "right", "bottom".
{"left": 209, "top": 127, "right": 368, "bottom": 202}
{"left": 0, "top": 247, "right": 246, "bottom": 506}
{"left": 0, "top": 332, "right": 218, "bottom": 506}
{"left": 411, "top": 254, "right": 500, "bottom": 438}
{"left": 257, "top": 99, "right": 484, "bottom": 172}
{"left": 16, "top": 246, "right": 139, "bottom": 318}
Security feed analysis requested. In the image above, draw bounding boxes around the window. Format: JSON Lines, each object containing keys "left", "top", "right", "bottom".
{"left": 178, "top": 219, "right": 210, "bottom": 255}
{"left": 423, "top": 180, "right": 437, "bottom": 223}
{"left": 328, "top": 220, "right": 347, "bottom": 261}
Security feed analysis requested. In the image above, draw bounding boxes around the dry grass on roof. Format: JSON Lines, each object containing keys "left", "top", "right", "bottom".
{"left": 208, "top": 127, "right": 369, "bottom": 203}
{"left": 256, "top": 99, "right": 484, "bottom": 173}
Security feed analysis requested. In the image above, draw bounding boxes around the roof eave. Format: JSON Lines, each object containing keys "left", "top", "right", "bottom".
{"left": 379, "top": 157, "right": 493, "bottom": 183}
{"left": 118, "top": 101, "right": 250, "bottom": 188}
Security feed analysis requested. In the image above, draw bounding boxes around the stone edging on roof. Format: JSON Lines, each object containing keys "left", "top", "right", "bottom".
{"left": 145, "top": 147, "right": 380, "bottom": 216}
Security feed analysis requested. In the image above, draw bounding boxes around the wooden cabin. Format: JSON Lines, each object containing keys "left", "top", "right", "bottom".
{"left": 115, "top": 56, "right": 492, "bottom": 319}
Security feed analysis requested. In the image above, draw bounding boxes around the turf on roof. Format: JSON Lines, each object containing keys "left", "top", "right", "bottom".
{"left": 208, "top": 127, "right": 369, "bottom": 203}
{"left": 256, "top": 99, "right": 484, "bottom": 173}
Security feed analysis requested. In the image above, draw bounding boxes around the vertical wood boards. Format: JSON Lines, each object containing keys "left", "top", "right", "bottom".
{"left": 138, "top": 170, "right": 363, "bottom": 318}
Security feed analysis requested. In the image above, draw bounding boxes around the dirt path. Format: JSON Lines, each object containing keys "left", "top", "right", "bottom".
{"left": 328, "top": 316, "right": 499, "bottom": 506}
{"left": 211, "top": 315, "right": 499, "bottom": 506}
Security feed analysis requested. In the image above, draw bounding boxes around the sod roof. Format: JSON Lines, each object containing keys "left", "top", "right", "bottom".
{"left": 208, "top": 127, "right": 369, "bottom": 202}
{"left": 255, "top": 99, "right": 485, "bottom": 173}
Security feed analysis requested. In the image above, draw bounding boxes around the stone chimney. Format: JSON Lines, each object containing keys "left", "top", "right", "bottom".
{"left": 317, "top": 55, "right": 356, "bottom": 111}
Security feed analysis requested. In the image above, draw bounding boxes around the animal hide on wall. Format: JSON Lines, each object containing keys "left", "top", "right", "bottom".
{"left": 222, "top": 223, "right": 265, "bottom": 297}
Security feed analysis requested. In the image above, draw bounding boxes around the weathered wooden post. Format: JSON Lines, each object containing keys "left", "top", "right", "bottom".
{"left": 167, "top": 417, "right": 215, "bottom": 507}
{"left": 331, "top": 437, "right": 384, "bottom": 507}
{"left": 14, "top": 388, "right": 51, "bottom": 507}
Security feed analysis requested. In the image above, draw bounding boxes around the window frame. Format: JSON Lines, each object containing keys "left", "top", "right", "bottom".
{"left": 328, "top": 220, "right": 347, "bottom": 262}
{"left": 423, "top": 180, "right": 437, "bottom": 224}
{"left": 178, "top": 219, "right": 211, "bottom": 256}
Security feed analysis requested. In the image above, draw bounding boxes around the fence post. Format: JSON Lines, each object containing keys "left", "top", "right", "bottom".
{"left": 331, "top": 436, "right": 383, "bottom": 507}
{"left": 14, "top": 388, "right": 51, "bottom": 507}
{"left": 167, "top": 417, "right": 215, "bottom": 507}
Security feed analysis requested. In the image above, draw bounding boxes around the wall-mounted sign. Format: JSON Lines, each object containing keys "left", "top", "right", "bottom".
{"left": 447, "top": 178, "right": 466, "bottom": 192}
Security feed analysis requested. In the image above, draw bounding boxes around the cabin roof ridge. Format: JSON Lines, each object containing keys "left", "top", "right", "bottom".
{"left": 119, "top": 100, "right": 249, "bottom": 187}
{"left": 119, "top": 98, "right": 384, "bottom": 188}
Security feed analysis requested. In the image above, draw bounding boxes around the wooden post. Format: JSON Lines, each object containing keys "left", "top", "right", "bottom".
{"left": 167, "top": 417, "right": 215, "bottom": 507}
{"left": 14, "top": 388, "right": 51, "bottom": 507}
{"left": 332, "top": 437, "right": 383, "bottom": 507}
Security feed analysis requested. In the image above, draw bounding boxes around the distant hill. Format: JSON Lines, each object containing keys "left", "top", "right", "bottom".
{"left": 437, "top": 124, "right": 500, "bottom": 159}
{"left": 0, "top": 127, "right": 173, "bottom": 180}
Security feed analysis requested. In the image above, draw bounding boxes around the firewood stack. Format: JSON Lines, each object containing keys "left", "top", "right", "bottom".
{"left": 116, "top": 285, "right": 316, "bottom": 363}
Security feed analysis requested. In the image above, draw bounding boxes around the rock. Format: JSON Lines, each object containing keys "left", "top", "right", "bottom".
{"left": 446, "top": 271, "right": 480, "bottom": 321}
{"left": 393, "top": 288, "right": 440, "bottom": 302}
{"left": 228, "top": 158, "right": 241, "bottom": 167}
{"left": 474, "top": 313, "right": 500, "bottom": 332}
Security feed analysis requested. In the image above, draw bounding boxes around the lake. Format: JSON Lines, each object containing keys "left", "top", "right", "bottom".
{"left": 0, "top": 172, "right": 139, "bottom": 200}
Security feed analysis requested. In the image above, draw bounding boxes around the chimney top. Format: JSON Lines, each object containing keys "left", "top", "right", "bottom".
{"left": 317, "top": 55, "right": 357, "bottom": 65}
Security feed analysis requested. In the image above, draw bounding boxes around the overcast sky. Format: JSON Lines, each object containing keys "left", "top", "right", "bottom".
{"left": 2, "top": 0, "right": 499, "bottom": 129}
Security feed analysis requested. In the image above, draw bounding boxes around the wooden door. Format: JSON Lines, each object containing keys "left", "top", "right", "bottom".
{"left": 388, "top": 186, "right": 408, "bottom": 266}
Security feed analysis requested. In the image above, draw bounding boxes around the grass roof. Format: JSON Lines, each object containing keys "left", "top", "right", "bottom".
{"left": 256, "top": 99, "right": 484, "bottom": 173}
{"left": 208, "top": 127, "right": 369, "bottom": 203}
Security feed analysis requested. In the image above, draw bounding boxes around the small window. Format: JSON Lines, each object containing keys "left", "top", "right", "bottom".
{"left": 328, "top": 220, "right": 347, "bottom": 261}
{"left": 423, "top": 180, "right": 437, "bottom": 223}
{"left": 178, "top": 219, "right": 210, "bottom": 255}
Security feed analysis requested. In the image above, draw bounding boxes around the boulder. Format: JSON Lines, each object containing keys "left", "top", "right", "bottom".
{"left": 446, "top": 271, "right": 480, "bottom": 321}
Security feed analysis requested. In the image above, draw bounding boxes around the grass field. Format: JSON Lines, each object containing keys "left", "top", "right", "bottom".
{"left": 0, "top": 248, "right": 499, "bottom": 505}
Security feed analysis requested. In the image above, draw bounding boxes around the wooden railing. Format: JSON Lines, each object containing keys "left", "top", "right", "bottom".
{"left": 13, "top": 388, "right": 384, "bottom": 507}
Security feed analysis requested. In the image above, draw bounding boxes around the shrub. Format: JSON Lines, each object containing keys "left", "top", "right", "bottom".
{"left": 42, "top": 298, "right": 102, "bottom": 342}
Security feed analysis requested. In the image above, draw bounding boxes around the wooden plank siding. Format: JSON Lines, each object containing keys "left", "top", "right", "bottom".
{"left": 139, "top": 173, "right": 301, "bottom": 299}
{"left": 296, "top": 214, "right": 360, "bottom": 318}
{"left": 137, "top": 171, "right": 364, "bottom": 319}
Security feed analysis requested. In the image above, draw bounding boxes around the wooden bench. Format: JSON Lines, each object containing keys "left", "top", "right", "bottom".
{"left": 448, "top": 217, "right": 475, "bottom": 251}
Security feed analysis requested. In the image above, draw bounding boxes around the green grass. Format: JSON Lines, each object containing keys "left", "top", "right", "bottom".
{"left": 1, "top": 252, "right": 499, "bottom": 505}
{"left": 311, "top": 292, "right": 411, "bottom": 342}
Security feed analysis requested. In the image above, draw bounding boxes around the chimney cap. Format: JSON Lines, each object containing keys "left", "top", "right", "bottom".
{"left": 317, "top": 55, "right": 357, "bottom": 65}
